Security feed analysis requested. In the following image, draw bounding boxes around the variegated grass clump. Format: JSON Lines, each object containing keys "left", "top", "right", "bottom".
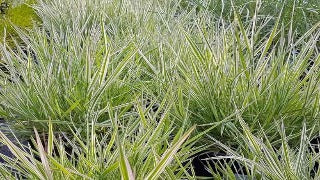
{"left": 177, "top": 9, "right": 320, "bottom": 144}
{"left": 210, "top": 114, "right": 320, "bottom": 179}
{"left": 0, "top": 102, "right": 199, "bottom": 179}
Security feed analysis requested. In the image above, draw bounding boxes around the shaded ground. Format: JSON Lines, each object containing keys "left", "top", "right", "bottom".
{"left": 0, "top": 119, "right": 29, "bottom": 163}
{"left": 0, "top": 119, "right": 15, "bottom": 163}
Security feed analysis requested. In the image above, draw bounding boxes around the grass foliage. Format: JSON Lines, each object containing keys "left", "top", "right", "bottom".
{"left": 211, "top": 116, "right": 320, "bottom": 179}
{"left": 0, "top": 107, "right": 197, "bottom": 179}
{"left": 0, "top": 0, "right": 319, "bottom": 178}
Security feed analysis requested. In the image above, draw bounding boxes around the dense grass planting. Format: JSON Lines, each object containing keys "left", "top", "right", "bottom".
{"left": 182, "top": 0, "right": 320, "bottom": 36}
{"left": 0, "top": 0, "right": 319, "bottom": 179}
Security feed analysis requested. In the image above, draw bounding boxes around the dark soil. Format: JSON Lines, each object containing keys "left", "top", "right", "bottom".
{"left": 0, "top": 119, "right": 30, "bottom": 163}
{"left": 190, "top": 150, "right": 248, "bottom": 178}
